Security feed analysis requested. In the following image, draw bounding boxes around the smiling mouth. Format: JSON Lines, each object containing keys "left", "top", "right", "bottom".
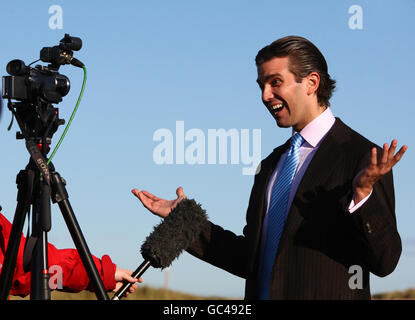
{"left": 270, "top": 103, "right": 284, "bottom": 112}
{"left": 267, "top": 101, "right": 288, "bottom": 117}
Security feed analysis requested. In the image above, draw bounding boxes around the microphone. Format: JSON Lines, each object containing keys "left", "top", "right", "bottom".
{"left": 112, "top": 198, "right": 208, "bottom": 300}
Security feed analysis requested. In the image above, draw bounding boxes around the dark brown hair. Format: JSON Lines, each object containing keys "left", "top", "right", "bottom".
{"left": 255, "top": 36, "right": 336, "bottom": 107}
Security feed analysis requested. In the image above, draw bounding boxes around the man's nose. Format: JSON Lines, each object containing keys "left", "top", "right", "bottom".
{"left": 262, "top": 84, "right": 274, "bottom": 102}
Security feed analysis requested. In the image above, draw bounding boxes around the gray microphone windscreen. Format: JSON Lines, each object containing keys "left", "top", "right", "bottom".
{"left": 140, "top": 198, "right": 208, "bottom": 269}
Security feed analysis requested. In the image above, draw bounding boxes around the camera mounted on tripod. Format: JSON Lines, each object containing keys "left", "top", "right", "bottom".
{"left": 0, "top": 34, "right": 111, "bottom": 300}
{"left": 2, "top": 34, "right": 84, "bottom": 144}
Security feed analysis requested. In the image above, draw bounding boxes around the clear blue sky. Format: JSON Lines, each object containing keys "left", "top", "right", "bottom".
{"left": 0, "top": 0, "right": 414, "bottom": 298}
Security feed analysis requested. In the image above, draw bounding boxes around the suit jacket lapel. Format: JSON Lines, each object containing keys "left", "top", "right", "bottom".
{"left": 279, "top": 118, "right": 350, "bottom": 244}
{"left": 297, "top": 118, "right": 348, "bottom": 194}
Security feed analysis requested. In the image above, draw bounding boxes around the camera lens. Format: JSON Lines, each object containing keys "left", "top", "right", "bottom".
{"left": 54, "top": 74, "right": 70, "bottom": 97}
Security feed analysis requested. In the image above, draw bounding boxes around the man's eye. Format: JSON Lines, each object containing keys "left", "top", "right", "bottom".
{"left": 271, "top": 79, "right": 281, "bottom": 87}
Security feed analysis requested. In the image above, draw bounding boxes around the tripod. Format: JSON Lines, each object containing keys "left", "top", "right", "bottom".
{"left": 0, "top": 142, "right": 109, "bottom": 300}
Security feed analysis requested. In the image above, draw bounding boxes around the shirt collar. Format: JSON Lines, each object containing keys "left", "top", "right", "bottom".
{"left": 292, "top": 107, "right": 336, "bottom": 148}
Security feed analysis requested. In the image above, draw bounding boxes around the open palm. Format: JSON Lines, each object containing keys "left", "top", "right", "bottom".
{"left": 132, "top": 187, "right": 186, "bottom": 218}
{"left": 352, "top": 139, "right": 407, "bottom": 203}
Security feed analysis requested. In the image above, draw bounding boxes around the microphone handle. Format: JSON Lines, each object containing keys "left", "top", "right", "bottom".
{"left": 112, "top": 260, "right": 151, "bottom": 300}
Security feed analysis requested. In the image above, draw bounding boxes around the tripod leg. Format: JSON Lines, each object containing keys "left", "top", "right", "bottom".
{"left": 30, "top": 176, "right": 52, "bottom": 300}
{"left": 0, "top": 170, "right": 34, "bottom": 300}
{"left": 51, "top": 172, "right": 109, "bottom": 300}
{"left": 30, "top": 231, "right": 51, "bottom": 300}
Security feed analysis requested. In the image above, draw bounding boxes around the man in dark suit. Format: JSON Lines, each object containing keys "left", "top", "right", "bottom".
{"left": 132, "top": 36, "right": 407, "bottom": 299}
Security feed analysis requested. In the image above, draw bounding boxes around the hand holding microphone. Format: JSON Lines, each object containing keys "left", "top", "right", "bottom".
{"left": 113, "top": 267, "right": 143, "bottom": 296}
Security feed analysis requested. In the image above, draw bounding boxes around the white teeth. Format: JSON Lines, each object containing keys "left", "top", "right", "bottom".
{"left": 271, "top": 103, "right": 283, "bottom": 111}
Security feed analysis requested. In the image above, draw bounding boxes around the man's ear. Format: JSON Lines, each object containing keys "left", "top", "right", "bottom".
{"left": 306, "top": 72, "right": 320, "bottom": 96}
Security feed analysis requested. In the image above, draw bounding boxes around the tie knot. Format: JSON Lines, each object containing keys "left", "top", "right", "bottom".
{"left": 291, "top": 133, "right": 304, "bottom": 150}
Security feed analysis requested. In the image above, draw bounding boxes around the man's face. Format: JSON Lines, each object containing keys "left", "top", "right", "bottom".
{"left": 256, "top": 56, "right": 315, "bottom": 132}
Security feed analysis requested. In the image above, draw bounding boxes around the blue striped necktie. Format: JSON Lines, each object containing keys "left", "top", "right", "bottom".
{"left": 258, "top": 133, "right": 304, "bottom": 299}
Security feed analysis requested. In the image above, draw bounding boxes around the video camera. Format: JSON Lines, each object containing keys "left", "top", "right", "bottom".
{"left": 2, "top": 34, "right": 83, "bottom": 104}
{"left": 1, "top": 34, "right": 84, "bottom": 142}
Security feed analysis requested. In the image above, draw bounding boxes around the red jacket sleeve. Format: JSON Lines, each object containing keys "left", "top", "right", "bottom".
{"left": 0, "top": 212, "right": 116, "bottom": 297}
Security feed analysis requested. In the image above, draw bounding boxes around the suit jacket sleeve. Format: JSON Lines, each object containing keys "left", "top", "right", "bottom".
{"left": 347, "top": 147, "right": 401, "bottom": 277}
{"left": 186, "top": 221, "right": 249, "bottom": 279}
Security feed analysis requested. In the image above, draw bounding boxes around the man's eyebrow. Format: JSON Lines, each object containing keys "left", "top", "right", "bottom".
{"left": 256, "top": 72, "right": 284, "bottom": 84}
